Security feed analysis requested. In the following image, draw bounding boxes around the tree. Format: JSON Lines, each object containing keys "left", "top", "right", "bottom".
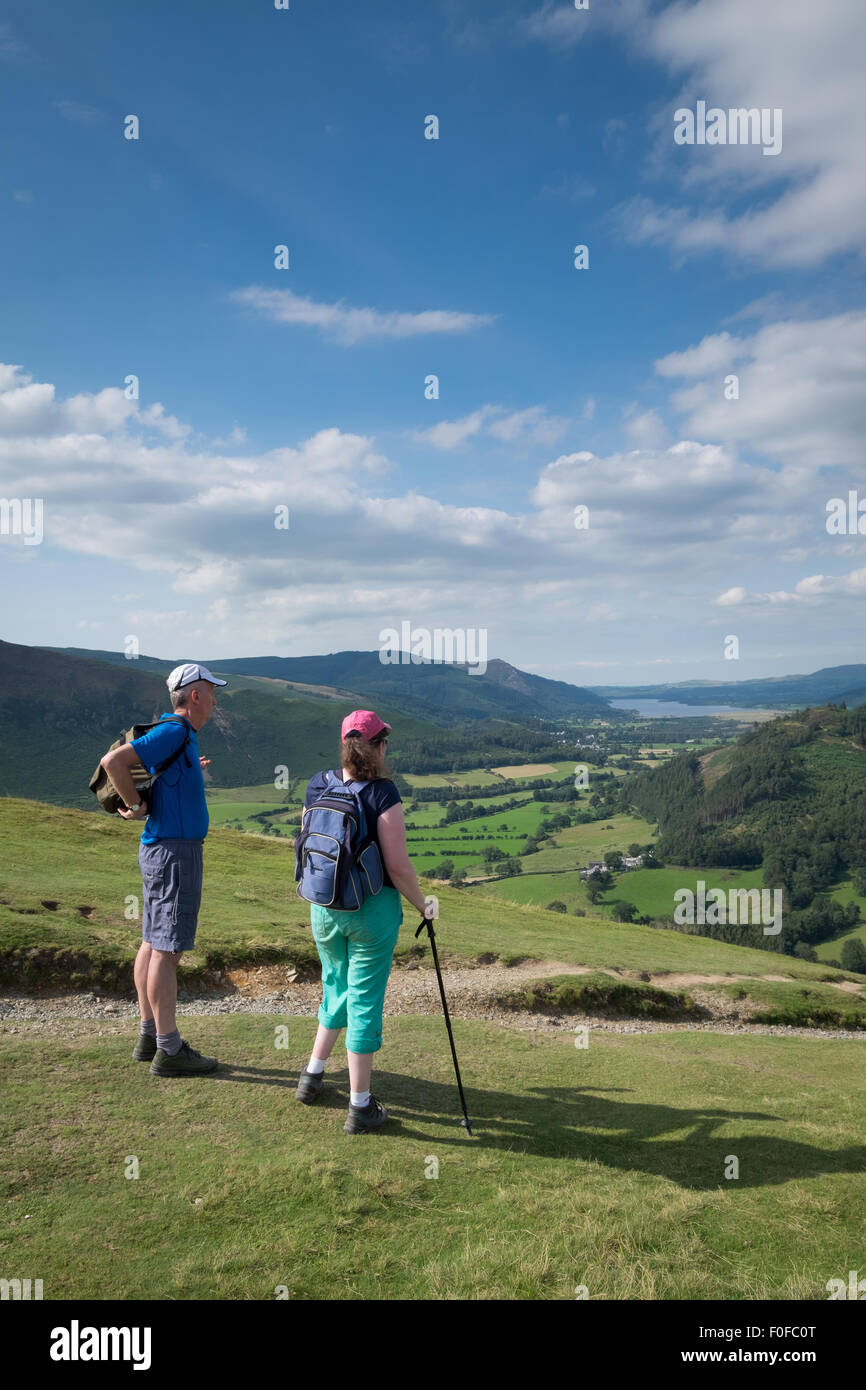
{"left": 611, "top": 900, "right": 636, "bottom": 922}
{"left": 546, "top": 901, "right": 567, "bottom": 913}
{"left": 586, "top": 880, "right": 603, "bottom": 904}
{"left": 628, "top": 843, "right": 642, "bottom": 857}
{"left": 433, "top": 859, "right": 455, "bottom": 879}
{"left": 604, "top": 850, "right": 624, "bottom": 870}
{"left": 841, "top": 938, "right": 866, "bottom": 973}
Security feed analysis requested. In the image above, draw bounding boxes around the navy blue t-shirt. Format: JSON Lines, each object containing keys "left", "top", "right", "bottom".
{"left": 304, "top": 770, "right": 402, "bottom": 889}
{"left": 131, "top": 713, "right": 207, "bottom": 844}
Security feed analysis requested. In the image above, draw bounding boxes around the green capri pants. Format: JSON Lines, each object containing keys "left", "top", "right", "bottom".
{"left": 310, "top": 886, "right": 403, "bottom": 1053}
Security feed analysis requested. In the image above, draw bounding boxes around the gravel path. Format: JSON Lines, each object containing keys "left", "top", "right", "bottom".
{"left": 1, "top": 958, "right": 864, "bottom": 1041}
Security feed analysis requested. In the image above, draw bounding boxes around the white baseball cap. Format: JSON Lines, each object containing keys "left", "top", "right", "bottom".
{"left": 166, "top": 663, "right": 228, "bottom": 692}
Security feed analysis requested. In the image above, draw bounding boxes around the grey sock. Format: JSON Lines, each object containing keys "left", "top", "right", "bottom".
{"left": 140, "top": 1018, "right": 157, "bottom": 1037}
{"left": 157, "top": 1029, "right": 182, "bottom": 1056}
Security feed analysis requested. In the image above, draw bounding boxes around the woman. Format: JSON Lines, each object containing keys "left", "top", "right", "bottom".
{"left": 296, "top": 709, "right": 436, "bottom": 1134}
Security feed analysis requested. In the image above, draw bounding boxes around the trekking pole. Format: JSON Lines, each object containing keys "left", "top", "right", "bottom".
{"left": 415, "top": 911, "right": 473, "bottom": 1135}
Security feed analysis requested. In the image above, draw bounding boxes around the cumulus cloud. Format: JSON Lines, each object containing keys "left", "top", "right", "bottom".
{"left": 230, "top": 287, "right": 496, "bottom": 346}
{"left": 622, "top": 407, "right": 670, "bottom": 450}
{"left": 655, "top": 311, "right": 866, "bottom": 470}
{"left": 1, "top": 347, "right": 861, "bottom": 666}
{"left": 0, "top": 366, "right": 191, "bottom": 442}
{"left": 716, "top": 568, "right": 866, "bottom": 606}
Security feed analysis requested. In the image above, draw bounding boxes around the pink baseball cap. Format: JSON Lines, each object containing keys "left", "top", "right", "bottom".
{"left": 341, "top": 709, "right": 392, "bottom": 741}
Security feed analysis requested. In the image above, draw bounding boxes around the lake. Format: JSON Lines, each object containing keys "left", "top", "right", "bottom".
{"left": 608, "top": 698, "right": 766, "bottom": 718}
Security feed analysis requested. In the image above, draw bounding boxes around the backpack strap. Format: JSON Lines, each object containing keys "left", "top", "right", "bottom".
{"left": 152, "top": 715, "right": 193, "bottom": 774}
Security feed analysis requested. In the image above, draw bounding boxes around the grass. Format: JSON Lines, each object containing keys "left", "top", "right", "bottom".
{"left": 2, "top": 799, "right": 862, "bottom": 995}
{"left": 707, "top": 981, "right": 866, "bottom": 1030}
{"left": 2, "top": 1015, "right": 865, "bottom": 1300}
{"left": 494, "top": 973, "right": 700, "bottom": 1019}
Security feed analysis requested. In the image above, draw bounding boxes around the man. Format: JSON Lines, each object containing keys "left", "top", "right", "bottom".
{"left": 99, "top": 663, "right": 227, "bottom": 1076}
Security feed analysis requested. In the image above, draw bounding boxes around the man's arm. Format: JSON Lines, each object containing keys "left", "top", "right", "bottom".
{"left": 100, "top": 745, "right": 148, "bottom": 819}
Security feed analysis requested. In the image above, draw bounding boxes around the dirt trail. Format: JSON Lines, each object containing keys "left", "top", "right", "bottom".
{"left": 2, "top": 958, "right": 863, "bottom": 1041}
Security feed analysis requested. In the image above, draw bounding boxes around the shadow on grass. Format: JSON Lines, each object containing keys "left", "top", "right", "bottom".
{"left": 208, "top": 1063, "right": 865, "bottom": 1190}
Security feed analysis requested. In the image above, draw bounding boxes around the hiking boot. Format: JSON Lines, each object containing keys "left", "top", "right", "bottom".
{"left": 149, "top": 1041, "right": 219, "bottom": 1076}
{"left": 132, "top": 1033, "right": 157, "bottom": 1062}
{"left": 296, "top": 1067, "right": 325, "bottom": 1104}
{"left": 343, "top": 1094, "right": 388, "bottom": 1134}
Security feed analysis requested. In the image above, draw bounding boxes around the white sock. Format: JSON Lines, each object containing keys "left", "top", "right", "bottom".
{"left": 306, "top": 1055, "right": 326, "bottom": 1075}
{"left": 351, "top": 1090, "right": 370, "bottom": 1108}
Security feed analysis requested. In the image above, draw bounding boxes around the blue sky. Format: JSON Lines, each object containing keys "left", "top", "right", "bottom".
{"left": 1, "top": 0, "right": 865, "bottom": 686}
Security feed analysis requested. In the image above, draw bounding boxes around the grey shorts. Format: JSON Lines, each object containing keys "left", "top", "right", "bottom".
{"left": 139, "top": 839, "right": 203, "bottom": 953}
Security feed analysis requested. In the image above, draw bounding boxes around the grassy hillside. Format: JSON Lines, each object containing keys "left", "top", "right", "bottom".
{"left": 622, "top": 705, "right": 866, "bottom": 961}
{"left": 0, "top": 639, "right": 427, "bottom": 806}
{"left": 1, "top": 799, "right": 862, "bottom": 998}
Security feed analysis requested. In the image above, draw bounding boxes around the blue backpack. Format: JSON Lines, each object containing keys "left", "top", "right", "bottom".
{"left": 295, "top": 771, "right": 385, "bottom": 910}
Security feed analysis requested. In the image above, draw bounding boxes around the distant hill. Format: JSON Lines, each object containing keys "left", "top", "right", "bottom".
{"left": 2, "top": 640, "right": 608, "bottom": 809}
{"left": 46, "top": 646, "right": 614, "bottom": 725}
{"left": 835, "top": 684, "right": 866, "bottom": 708}
{"left": 591, "top": 665, "right": 866, "bottom": 708}
{"left": 621, "top": 703, "right": 866, "bottom": 955}
{"left": 0, "top": 640, "right": 429, "bottom": 808}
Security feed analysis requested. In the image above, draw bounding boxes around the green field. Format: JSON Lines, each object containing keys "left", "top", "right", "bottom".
{"left": 521, "top": 815, "right": 656, "bottom": 874}
{"left": 404, "top": 761, "right": 581, "bottom": 790}
{"left": 2, "top": 799, "right": 859, "bottom": 987}
{"left": 816, "top": 878, "right": 866, "bottom": 962}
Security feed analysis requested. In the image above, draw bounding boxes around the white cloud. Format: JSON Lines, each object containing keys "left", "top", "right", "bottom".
{"left": 413, "top": 407, "right": 497, "bottom": 450}
{"left": 414, "top": 404, "right": 570, "bottom": 451}
{"left": 656, "top": 311, "right": 866, "bottom": 470}
{"left": 655, "top": 332, "right": 741, "bottom": 378}
{"left": 2, "top": 349, "right": 862, "bottom": 665}
{"left": 616, "top": 0, "right": 866, "bottom": 267}
{"left": 230, "top": 287, "right": 496, "bottom": 346}
{"left": 622, "top": 407, "right": 670, "bottom": 450}
{"left": 522, "top": 3, "right": 591, "bottom": 49}
{"left": 0, "top": 365, "right": 195, "bottom": 443}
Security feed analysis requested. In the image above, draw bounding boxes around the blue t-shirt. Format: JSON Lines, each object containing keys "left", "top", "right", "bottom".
{"left": 131, "top": 713, "right": 208, "bottom": 844}
{"left": 304, "top": 770, "right": 402, "bottom": 889}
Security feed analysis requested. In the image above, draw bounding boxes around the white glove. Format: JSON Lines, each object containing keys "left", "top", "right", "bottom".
{"left": 423, "top": 895, "right": 439, "bottom": 920}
